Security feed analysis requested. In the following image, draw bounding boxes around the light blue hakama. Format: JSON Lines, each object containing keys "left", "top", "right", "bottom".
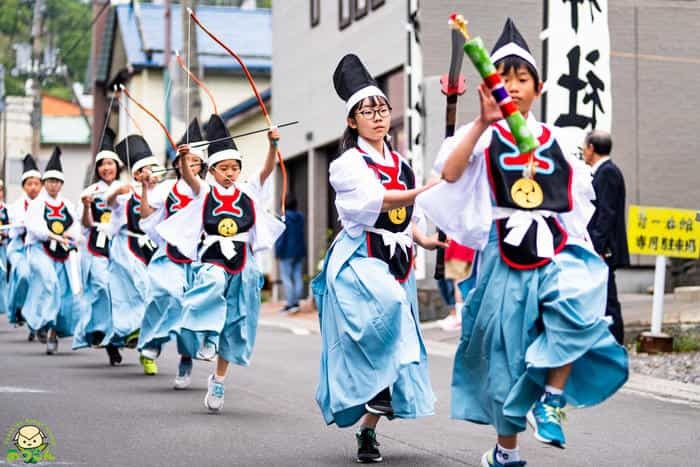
{"left": 0, "top": 243, "right": 8, "bottom": 314}
{"left": 137, "top": 248, "right": 194, "bottom": 356}
{"left": 22, "top": 245, "right": 80, "bottom": 337}
{"left": 312, "top": 231, "right": 435, "bottom": 428}
{"left": 451, "top": 227, "right": 629, "bottom": 436}
{"left": 72, "top": 253, "right": 113, "bottom": 349}
{"left": 6, "top": 236, "right": 29, "bottom": 324}
{"left": 174, "top": 250, "right": 263, "bottom": 366}
{"left": 103, "top": 231, "right": 150, "bottom": 347}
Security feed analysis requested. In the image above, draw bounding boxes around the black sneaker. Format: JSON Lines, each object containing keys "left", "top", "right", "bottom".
{"left": 37, "top": 329, "right": 48, "bottom": 344}
{"left": 365, "top": 388, "right": 393, "bottom": 417}
{"left": 27, "top": 330, "right": 36, "bottom": 342}
{"left": 15, "top": 308, "right": 26, "bottom": 326}
{"left": 106, "top": 345, "right": 122, "bottom": 366}
{"left": 91, "top": 331, "right": 106, "bottom": 348}
{"left": 356, "top": 428, "right": 382, "bottom": 463}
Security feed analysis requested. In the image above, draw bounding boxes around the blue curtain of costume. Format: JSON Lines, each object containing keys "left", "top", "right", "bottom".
{"left": 137, "top": 248, "right": 195, "bottom": 356}
{"left": 451, "top": 228, "right": 629, "bottom": 436}
{"left": 312, "top": 232, "right": 435, "bottom": 428}
{"left": 104, "top": 232, "right": 151, "bottom": 346}
{"left": 22, "top": 245, "right": 79, "bottom": 337}
{"left": 72, "top": 253, "right": 113, "bottom": 349}
{"left": 175, "top": 251, "right": 263, "bottom": 366}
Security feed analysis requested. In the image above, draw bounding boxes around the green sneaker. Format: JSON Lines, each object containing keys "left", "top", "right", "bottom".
{"left": 139, "top": 355, "right": 158, "bottom": 375}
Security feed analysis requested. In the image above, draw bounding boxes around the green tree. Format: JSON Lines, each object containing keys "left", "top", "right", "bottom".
{"left": 0, "top": 0, "right": 91, "bottom": 97}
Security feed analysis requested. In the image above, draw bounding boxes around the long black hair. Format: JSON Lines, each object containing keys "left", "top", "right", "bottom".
{"left": 338, "top": 95, "right": 394, "bottom": 155}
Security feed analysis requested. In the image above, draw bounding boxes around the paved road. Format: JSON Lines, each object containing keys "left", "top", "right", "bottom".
{"left": 1, "top": 320, "right": 697, "bottom": 466}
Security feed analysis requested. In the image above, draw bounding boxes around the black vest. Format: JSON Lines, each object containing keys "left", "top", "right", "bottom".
{"left": 199, "top": 186, "right": 255, "bottom": 273}
{"left": 485, "top": 123, "right": 572, "bottom": 269}
{"left": 360, "top": 148, "right": 415, "bottom": 282}
{"left": 87, "top": 196, "right": 111, "bottom": 258}
{"left": 165, "top": 183, "right": 193, "bottom": 263}
{"left": 42, "top": 201, "right": 74, "bottom": 262}
{"left": 126, "top": 193, "right": 156, "bottom": 264}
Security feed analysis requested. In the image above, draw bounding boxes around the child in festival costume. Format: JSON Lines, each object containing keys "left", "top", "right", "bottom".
{"left": 72, "top": 128, "right": 124, "bottom": 365}
{"left": 417, "top": 19, "right": 628, "bottom": 467}
{"left": 0, "top": 181, "right": 10, "bottom": 315}
{"left": 157, "top": 114, "right": 283, "bottom": 412}
{"left": 23, "top": 147, "right": 82, "bottom": 354}
{"left": 7, "top": 155, "right": 43, "bottom": 335}
{"left": 105, "top": 134, "right": 161, "bottom": 373}
{"left": 311, "top": 54, "right": 443, "bottom": 464}
{"left": 137, "top": 118, "right": 207, "bottom": 389}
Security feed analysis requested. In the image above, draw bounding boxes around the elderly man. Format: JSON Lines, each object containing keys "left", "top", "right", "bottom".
{"left": 584, "top": 130, "right": 630, "bottom": 344}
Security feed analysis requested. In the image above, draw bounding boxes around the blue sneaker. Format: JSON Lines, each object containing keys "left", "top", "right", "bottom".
{"left": 481, "top": 448, "right": 527, "bottom": 467}
{"left": 527, "top": 392, "right": 567, "bottom": 448}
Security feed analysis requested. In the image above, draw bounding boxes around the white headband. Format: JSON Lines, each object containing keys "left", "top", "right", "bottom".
{"left": 42, "top": 170, "right": 64, "bottom": 182}
{"left": 345, "top": 85, "right": 387, "bottom": 115}
{"left": 207, "top": 149, "right": 242, "bottom": 166}
{"left": 491, "top": 43, "right": 538, "bottom": 70}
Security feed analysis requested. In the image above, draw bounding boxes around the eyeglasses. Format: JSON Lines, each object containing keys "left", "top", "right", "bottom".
{"left": 355, "top": 106, "right": 391, "bottom": 120}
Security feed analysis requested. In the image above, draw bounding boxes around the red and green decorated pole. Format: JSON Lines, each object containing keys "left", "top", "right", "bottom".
{"left": 449, "top": 14, "right": 539, "bottom": 176}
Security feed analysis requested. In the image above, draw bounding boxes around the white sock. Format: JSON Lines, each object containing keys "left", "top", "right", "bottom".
{"left": 495, "top": 444, "right": 520, "bottom": 464}
{"left": 213, "top": 374, "right": 226, "bottom": 383}
{"left": 545, "top": 385, "right": 563, "bottom": 396}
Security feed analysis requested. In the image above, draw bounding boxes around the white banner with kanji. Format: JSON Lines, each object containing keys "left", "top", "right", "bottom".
{"left": 542, "top": 0, "right": 611, "bottom": 147}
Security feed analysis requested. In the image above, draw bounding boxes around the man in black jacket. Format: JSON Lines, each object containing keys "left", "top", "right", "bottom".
{"left": 584, "top": 130, "right": 630, "bottom": 344}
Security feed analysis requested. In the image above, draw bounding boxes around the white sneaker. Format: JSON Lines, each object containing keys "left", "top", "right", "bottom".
{"left": 173, "top": 373, "right": 192, "bottom": 390}
{"left": 204, "top": 374, "right": 225, "bottom": 412}
{"left": 196, "top": 342, "right": 217, "bottom": 361}
{"left": 46, "top": 339, "right": 58, "bottom": 355}
{"left": 439, "top": 314, "right": 461, "bottom": 332}
{"left": 46, "top": 330, "right": 58, "bottom": 355}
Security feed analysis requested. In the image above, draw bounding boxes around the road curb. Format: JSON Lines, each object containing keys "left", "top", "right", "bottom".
{"left": 259, "top": 316, "right": 700, "bottom": 406}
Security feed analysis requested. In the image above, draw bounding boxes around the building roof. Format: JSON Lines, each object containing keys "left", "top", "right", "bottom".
{"left": 114, "top": 4, "right": 271, "bottom": 72}
{"left": 221, "top": 88, "right": 271, "bottom": 124}
{"left": 41, "top": 116, "right": 91, "bottom": 145}
{"left": 42, "top": 94, "right": 92, "bottom": 117}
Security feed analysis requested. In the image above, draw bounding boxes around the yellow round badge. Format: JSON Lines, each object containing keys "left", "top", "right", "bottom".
{"left": 217, "top": 218, "right": 238, "bottom": 237}
{"left": 388, "top": 207, "right": 407, "bottom": 225}
{"left": 99, "top": 212, "right": 112, "bottom": 224}
{"left": 511, "top": 178, "right": 544, "bottom": 209}
{"left": 50, "top": 221, "right": 65, "bottom": 235}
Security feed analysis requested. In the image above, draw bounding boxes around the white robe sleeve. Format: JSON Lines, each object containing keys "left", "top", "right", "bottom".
{"left": 416, "top": 122, "right": 493, "bottom": 250}
{"left": 241, "top": 175, "right": 285, "bottom": 254}
{"left": 25, "top": 198, "right": 51, "bottom": 242}
{"left": 64, "top": 200, "right": 81, "bottom": 239}
{"left": 139, "top": 180, "right": 174, "bottom": 247}
{"left": 551, "top": 126, "right": 596, "bottom": 244}
{"left": 155, "top": 182, "right": 208, "bottom": 261}
{"left": 329, "top": 149, "right": 385, "bottom": 237}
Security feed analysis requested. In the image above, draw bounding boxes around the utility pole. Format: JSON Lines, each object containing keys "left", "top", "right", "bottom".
{"left": 182, "top": 0, "right": 201, "bottom": 122}
{"left": 30, "top": 0, "right": 45, "bottom": 158}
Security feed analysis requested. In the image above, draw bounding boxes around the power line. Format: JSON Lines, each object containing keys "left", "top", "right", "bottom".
{"left": 60, "top": 1, "right": 111, "bottom": 67}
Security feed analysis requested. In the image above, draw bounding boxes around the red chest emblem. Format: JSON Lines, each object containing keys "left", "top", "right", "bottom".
{"left": 169, "top": 185, "right": 192, "bottom": 212}
{"left": 46, "top": 202, "right": 67, "bottom": 221}
{"left": 362, "top": 151, "right": 407, "bottom": 190}
{"left": 212, "top": 187, "right": 243, "bottom": 217}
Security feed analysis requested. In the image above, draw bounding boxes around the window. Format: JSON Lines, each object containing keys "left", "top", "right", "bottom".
{"left": 339, "top": 0, "right": 353, "bottom": 30}
{"left": 310, "top": 0, "right": 320, "bottom": 28}
{"left": 354, "top": 0, "right": 368, "bottom": 20}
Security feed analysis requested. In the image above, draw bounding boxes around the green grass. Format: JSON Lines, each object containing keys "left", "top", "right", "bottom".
{"left": 673, "top": 334, "right": 700, "bottom": 353}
